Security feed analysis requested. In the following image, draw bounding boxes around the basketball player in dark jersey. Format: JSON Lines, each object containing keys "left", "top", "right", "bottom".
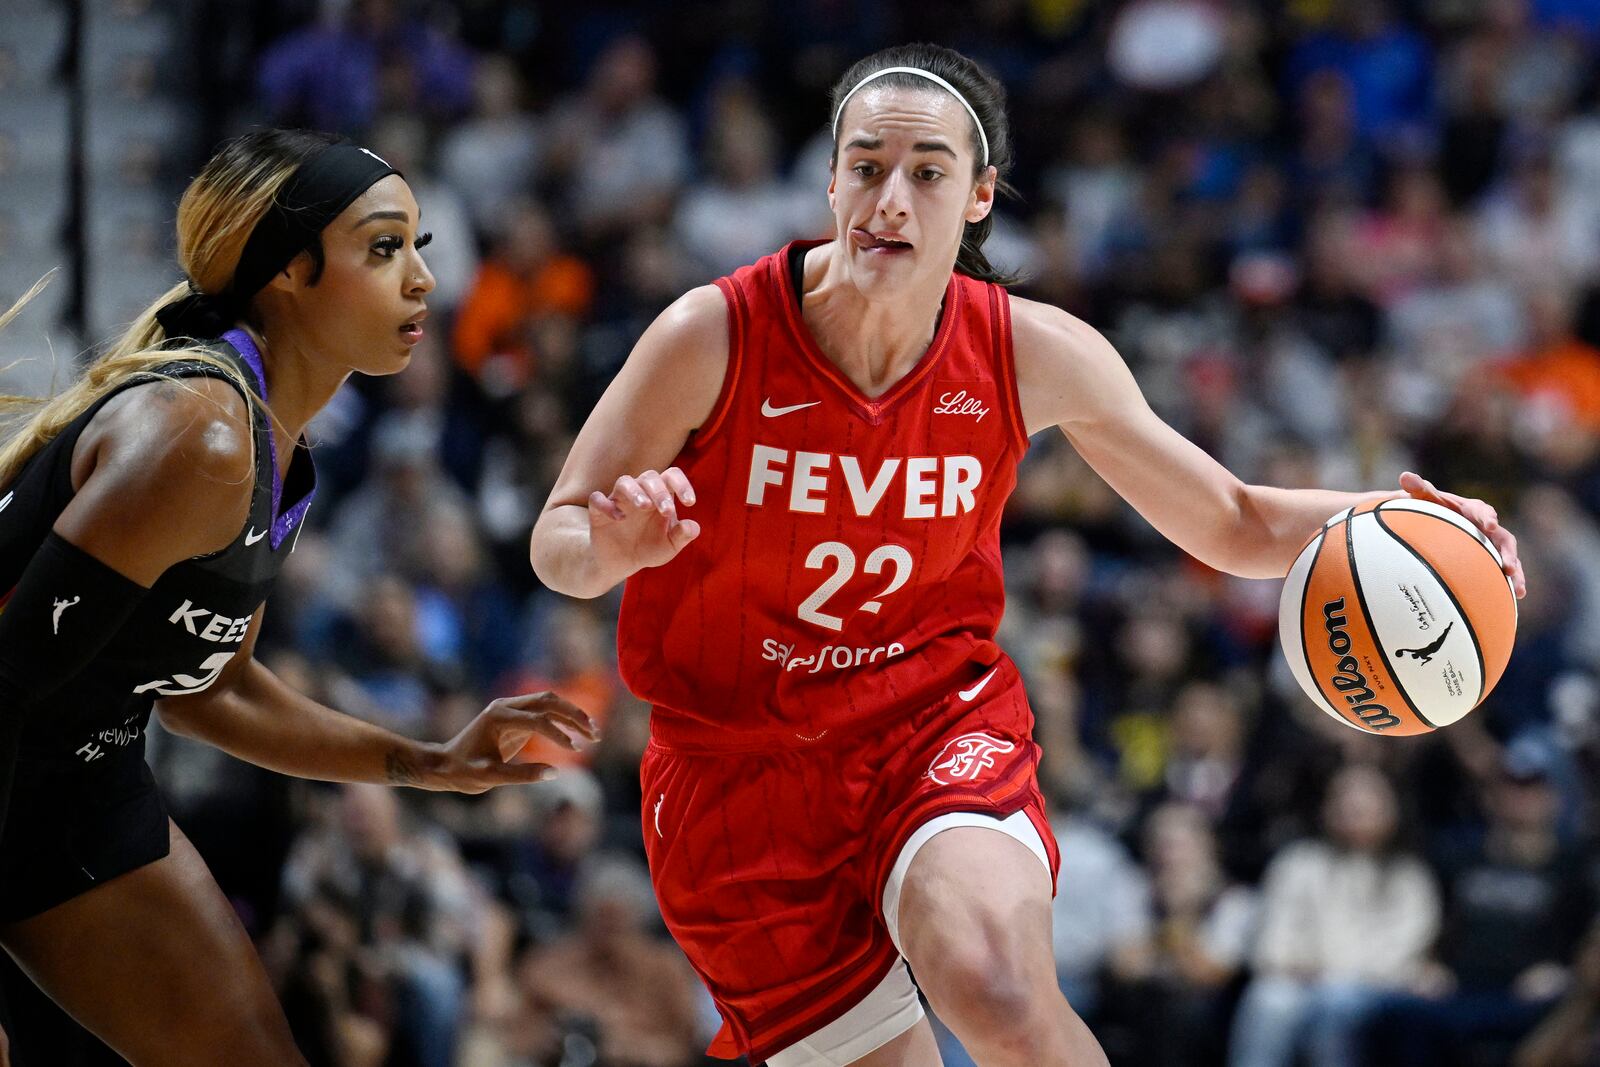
{"left": 0, "top": 130, "right": 595, "bottom": 1065}
{"left": 532, "top": 44, "right": 1524, "bottom": 1067}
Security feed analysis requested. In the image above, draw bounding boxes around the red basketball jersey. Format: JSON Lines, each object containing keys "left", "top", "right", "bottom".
{"left": 617, "top": 240, "right": 1030, "bottom": 748}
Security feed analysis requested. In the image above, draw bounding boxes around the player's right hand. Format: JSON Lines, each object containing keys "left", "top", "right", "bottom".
{"left": 587, "top": 467, "right": 700, "bottom": 578}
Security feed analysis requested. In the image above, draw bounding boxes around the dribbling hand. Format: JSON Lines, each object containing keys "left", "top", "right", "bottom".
{"left": 419, "top": 692, "right": 600, "bottom": 794}
{"left": 588, "top": 467, "right": 701, "bottom": 578}
{"left": 1400, "top": 472, "right": 1526, "bottom": 598}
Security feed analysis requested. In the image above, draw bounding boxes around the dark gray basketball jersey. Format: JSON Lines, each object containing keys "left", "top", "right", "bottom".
{"left": 0, "top": 328, "right": 314, "bottom": 762}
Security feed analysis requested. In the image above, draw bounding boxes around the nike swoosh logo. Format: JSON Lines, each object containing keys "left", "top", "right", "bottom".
{"left": 762, "top": 399, "right": 821, "bottom": 417}
{"left": 244, "top": 527, "right": 267, "bottom": 546}
{"left": 959, "top": 668, "right": 999, "bottom": 702}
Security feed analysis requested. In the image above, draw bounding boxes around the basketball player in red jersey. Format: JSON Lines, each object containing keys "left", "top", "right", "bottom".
{"left": 531, "top": 43, "right": 1525, "bottom": 1067}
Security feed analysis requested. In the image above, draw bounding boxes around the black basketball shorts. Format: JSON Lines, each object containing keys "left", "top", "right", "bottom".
{"left": 0, "top": 749, "right": 171, "bottom": 923}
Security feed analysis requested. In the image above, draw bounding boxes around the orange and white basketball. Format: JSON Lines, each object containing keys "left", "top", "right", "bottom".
{"left": 1278, "top": 498, "right": 1517, "bottom": 735}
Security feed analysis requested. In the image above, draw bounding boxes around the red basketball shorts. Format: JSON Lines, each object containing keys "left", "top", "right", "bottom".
{"left": 639, "top": 659, "right": 1060, "bottom": 1064}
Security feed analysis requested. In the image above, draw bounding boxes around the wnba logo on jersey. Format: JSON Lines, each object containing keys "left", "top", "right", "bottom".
{"left": 927, "top": 732, "right": 1016, "bottom": 784}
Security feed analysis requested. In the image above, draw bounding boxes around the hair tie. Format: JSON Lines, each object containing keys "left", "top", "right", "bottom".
{"left": 832, "top": 66, "right": 989, "bottom": 167}
{"left": 154, "top": 285, "right": 241, "bottom": 341}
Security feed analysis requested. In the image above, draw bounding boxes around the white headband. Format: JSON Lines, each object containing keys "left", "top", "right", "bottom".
{"left": 831, "top": 65, "right": 990, "bottom": 168}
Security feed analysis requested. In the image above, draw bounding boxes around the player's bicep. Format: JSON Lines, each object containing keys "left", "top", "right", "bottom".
{"left": 1013, "top": 300, "right": 1244, "bottom": 550}
{"left": 543, "top": 285, "right": 729, "bottom": 511}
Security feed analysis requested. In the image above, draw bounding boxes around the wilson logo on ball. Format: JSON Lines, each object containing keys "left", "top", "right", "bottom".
{"left": 1322, "top": 598, "right": 1401, "bottom": 732}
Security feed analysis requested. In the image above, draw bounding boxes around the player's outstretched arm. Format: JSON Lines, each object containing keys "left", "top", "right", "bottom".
{"left": 1011, "top": 298, "right": 1524, "bottom": 594}
{"left": 530, "top": 284, "right": 728, "bottom": 599}
{"left": 156, "top": 606, "right": 599, "bottom": 791}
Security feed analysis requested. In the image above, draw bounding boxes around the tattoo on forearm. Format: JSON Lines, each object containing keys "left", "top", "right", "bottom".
{"left": 385, "top": 748, "right": 422, "bottom": 786}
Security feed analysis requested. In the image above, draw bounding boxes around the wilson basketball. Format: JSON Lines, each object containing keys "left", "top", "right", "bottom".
{"left": 1279, "top": 498, "right": 1517, "bottom": 735}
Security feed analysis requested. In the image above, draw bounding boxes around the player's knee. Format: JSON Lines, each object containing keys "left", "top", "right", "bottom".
{"left": 922, "top": 942, "right": 1043, "bottom": 1035}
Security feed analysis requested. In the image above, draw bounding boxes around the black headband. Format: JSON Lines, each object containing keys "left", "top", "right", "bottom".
{"left": 156, "top": 142, "right": 400, "bottom": 340}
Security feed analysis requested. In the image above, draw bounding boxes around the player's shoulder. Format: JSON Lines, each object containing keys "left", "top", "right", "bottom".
{"left": 85, "top": 370, "right": 255, "bottom": 495}
{"left": 61, "top": 364, "right": 258, "bottom": 570}
{"left": 634, "top": 284, "right": 730, "bottom": 380}
{"left": 1009, "top": 297, "right": 1126, "bottom": 386}
{"left": 1008, "top": 298, "right": 1138, "bottom": 433}
{"left": 1008, "top": 296, "right": 1113, "bottom": 358}
{"left": 656, "top": 283, "right": 729, "bottom": 344}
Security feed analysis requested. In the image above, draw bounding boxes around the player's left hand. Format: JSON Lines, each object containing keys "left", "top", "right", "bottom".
{"left": 1400, "top": 472, "right": 1526, "bottom": 599}
{"left": 422, "top": 691, "right": 600, "bottom": 793}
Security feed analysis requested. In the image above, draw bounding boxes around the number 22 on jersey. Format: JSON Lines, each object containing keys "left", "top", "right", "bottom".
{"left": 798, "top": 542, "right": 914, "bottom": 631}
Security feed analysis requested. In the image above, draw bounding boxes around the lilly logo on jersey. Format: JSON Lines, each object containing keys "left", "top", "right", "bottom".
{"left": 763, "top": 637, "right": 907, "bottom": 674}
{"left": 927, "top": 731, "right": 1016, "bottom": 784}
{"left": 933, "top": 389, "right": 989, "bottom": 422}
{"left": 746, "top": 445, "right": 983, "bottom": 518}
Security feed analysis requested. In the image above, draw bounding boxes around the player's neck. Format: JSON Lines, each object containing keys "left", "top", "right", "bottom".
{"left": 237, "top": 325, "right": 348, "bottom": 465}
{"left": 803, "top": 245, "right": 947, "bottom": 399}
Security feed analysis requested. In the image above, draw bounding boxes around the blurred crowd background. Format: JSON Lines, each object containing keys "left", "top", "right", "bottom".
{"left": 6, "top": 0, "right": 1600, "bottom": 1064}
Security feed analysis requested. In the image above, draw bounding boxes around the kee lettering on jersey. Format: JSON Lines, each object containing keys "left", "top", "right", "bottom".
{"left": 167, "top": 598, "right": 253, "bottom": 644}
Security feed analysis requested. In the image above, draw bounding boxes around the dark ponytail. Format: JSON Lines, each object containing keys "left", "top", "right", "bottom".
{"left": 829, "top": 43, "right": 1018, "bottom": 286}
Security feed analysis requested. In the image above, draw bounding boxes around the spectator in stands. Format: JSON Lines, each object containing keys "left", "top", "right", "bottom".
{"left": 405, "top": 502, "right": 524, "bottom": 690}
{"left": 1103, "top": 803, "right": 1258, "bottom": 1067}
{"left": 1292, "top": 69, "right": 1377, "bottom": 207}
{"left": 327, "top": 574, "right": 457, "bottom": 732}
{"left": 545, "top": 36, "right": 690, "bottom": 238}
{"left": 1049, "top": 809, "right": 1151, "bottom": 1019}
{"left": 1497, "top": 286, "right": 1600, "bottom": 434}
{"left": 1387, "top": 217, "right": 1524, "bottom": 407}
{"left": 1365, "top": 736, "right": 1594, "bottom": 1065}
{"left": 1228, "top": 764, "right": 1439, "bottom": 1067}
{"left": 1147, "top": 681, "right": 1249, "bottom": 825}
{"left": 1039, "top": 114, "right": 1142, "bottom": 281}
{"left": 1513, "top": 917, "right": 1600, "bottom": 1067}
{"left": 438, "top": 55, "right": 543, "bottom": 233}
{"left": 277, "top": 784, "right": 484, "bottom": 1067}
{"left": 1351, "top": 163, "right": 1447, "bottom": 304}
{"left": 514, "top": 853, "right": 704, "bottom": 1067}
{"left": 466, "top": 769, "right": 605, "bottom": 933}
{"left": 256, "top": 0, "right": 474, "bottom": 135}
{"left": 1285, "top": 1, "right": 1435, "bottom": 144}
{"left": 1294, "top": 210, "right": 1383, "bottom": 364}
{"left": 673, "top": 87, "right": 814, "bottom": 280}
{"left": 510, "top": 600, "right": 619, "bottom": 767}
{"left": 1478, "top": 149, "right": 1600, "bottom": 292}
{"left": 323, "top": 410, "right": 472, "bottom": 611}
{"left": 452, "top": 200, "right": 595, "bottom": 396}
